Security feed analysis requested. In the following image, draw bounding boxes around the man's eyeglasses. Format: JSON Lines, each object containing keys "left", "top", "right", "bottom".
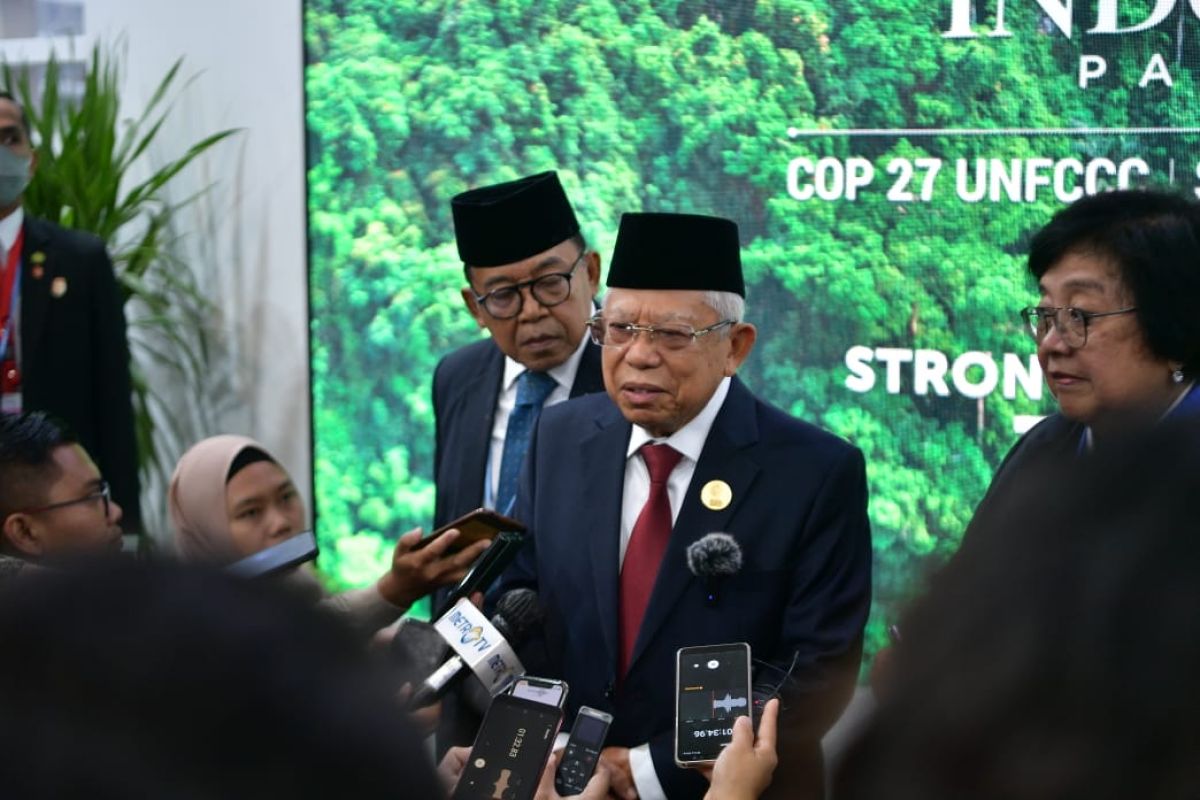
{"left": 472, "top": 252, "right": 586, "bottom": 319}
{"left": 1020, "top": 305, "right": 1137, "bottom": 348}
{"left": 19, "top": 481, "right": 111, "bottom": 518}
{"left": 587, "top": 316, "right": 735, "bottom": 352}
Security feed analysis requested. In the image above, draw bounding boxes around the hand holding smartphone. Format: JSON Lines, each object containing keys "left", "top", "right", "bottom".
{"left": 414, "top": 508, "right": 526, "bottom": 554}
{"left": 674, "top": 642, "right": 752, "bottom": 767}
{"left": 451, "top": 693, "right": 562, "bottom": 800}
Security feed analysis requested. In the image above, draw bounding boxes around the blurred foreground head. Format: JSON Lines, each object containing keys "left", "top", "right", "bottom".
{"left": 837, "top": 419, "right": 1200, "bottom": 800}
{"left": 0, "top": 561, "right": 440, "bottom": 799}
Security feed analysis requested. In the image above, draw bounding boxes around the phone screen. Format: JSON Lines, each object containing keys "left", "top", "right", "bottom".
{"left": 675, "top": 642, "right": 752, "bottom": 764}
{"left": 452, "top": 694, "right": 562, "bottom": 800}
{"left": 510, "top": 677, "right": 566, "bottom": 707}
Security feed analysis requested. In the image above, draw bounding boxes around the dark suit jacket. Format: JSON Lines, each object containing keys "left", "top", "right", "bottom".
{"left": 18, "top": 215, "right": 140, "bottom": 531}
{"left": 960, "top": 413, "right": 1081, "bottom": 555}
{"left": 430, "top": 336, "right": 605, "bottom": 753}
{"left": 431, "top": 337, "right": 605, "bottom": 530}
{"left": 496, "top": 377, "right": 872, "bottom": 798}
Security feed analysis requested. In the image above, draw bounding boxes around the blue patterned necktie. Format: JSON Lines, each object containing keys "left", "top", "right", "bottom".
{"left": 495, "top": 370, "right": 558, "bottom": 513}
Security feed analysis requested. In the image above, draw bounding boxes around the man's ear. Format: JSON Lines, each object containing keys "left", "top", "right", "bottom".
{"left": 724, "top": 322, "right": 758, "bottom": 376}
{"left": 1, "top": 513, "right": 44, "bottom": 557}
{"left": 584, "top": 251, "right": 602, "bottom": 298}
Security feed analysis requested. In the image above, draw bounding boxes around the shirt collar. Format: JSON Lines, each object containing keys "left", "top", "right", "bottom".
{"left": 627, "top": 376, "right": 732, "bottom": 463}
{"left": 0, "top": 206, "right": 24, "bottom": 253}
{"left": 501, "top": 331, "right": 590, "bottom": 394}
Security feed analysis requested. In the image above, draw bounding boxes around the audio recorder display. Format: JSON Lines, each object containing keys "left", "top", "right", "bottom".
{"left": 674, "top": 642, "right": 752, "bottom": 765}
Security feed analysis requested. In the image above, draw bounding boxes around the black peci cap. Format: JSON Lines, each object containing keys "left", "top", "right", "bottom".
{"left": 451, "top": 171, "right": 580, "bottom": 267}
{"left": 606, "top": 212, "right": 744, "bottom": 297}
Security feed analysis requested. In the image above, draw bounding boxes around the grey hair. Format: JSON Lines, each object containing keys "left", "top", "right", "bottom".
{"left": 703, "top": 291, "right": 745, "bottom": 324}
{"left": 600, "top": 289, "right": 745, "bottom": 326}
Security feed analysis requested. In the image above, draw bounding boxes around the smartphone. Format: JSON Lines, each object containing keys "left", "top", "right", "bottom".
{"left": 674, "top": 642, "right": 752, "bottom": 766}
{"left": 509, "top": 676, "right": 567, "bottom": 708}
{"left": 225, "top": 531, "right": 318, "bottom": 579}
{"left": 433, "top": 529, "right": 525, "bottom": 619}
{"left": 451, "top": 693, "right": 563, "bottom": 800}
{"left": 413, "top": 508, "right": 526, "bottom": 553}
{"left": 554, "top": 706, "right": 613, "bottom": 796}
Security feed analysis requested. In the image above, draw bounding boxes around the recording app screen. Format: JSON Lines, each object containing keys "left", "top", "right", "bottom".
{"left": 453, "top": 696, "right": 560, "bottom": 800}
{"left": 676, "top": 644, "right": 750, "bottom": 762}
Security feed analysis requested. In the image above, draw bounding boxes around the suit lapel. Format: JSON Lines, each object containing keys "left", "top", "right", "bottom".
{"left": 580, "top": 400, "right": 631, "bottom": 677}
{"left": 453, "top": 343, "right": 504, "bottom": 509}
{"left": 18, "top": 216, "right": 52, "bottom": 359}
{"left": 569, "top": 341, "right": 606, "bottom": 398}
{"left": 630, "top": 379, "right": 761, "bottom": 670}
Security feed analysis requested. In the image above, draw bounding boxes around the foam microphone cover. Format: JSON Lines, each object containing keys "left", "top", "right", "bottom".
{"left": 389, "top": 617, "right": 451, "bottom": 687}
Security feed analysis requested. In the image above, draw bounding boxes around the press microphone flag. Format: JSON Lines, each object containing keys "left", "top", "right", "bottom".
{"left": 407, "top": 588, "right": 542, "bottom": 709}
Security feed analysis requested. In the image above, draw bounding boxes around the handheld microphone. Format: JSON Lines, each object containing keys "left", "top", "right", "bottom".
{"left": 685, "top": 532, "right": 743, "bottom": 606}
{"left": 407, "top": 588, "right": 542, "bottom": 709}
{"left": 388, "top": 618, "right": 451, "bottom": 688}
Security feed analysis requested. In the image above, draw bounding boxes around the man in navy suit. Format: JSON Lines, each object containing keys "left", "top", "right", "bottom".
{"left": 433, "top": 171, "right": 604, "bottom": 530}
{"left": 431, "top": 172, "right": 607, "bottom": 753}
{"left": 499, "top": 213, "right": 872, "bottom": 799}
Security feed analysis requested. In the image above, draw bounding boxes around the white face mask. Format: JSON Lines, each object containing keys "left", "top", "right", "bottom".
{"left": 0, "top": 146, "right": 32, "bottom": 207}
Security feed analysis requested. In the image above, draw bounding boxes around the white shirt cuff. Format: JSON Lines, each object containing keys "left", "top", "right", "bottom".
{"left": 629, "top": 743, "right": 668, "bottom": 800}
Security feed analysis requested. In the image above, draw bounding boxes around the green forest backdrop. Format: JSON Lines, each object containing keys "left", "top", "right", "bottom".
{"left": 305, "top": 0, "right": 1200, "bottom": 658}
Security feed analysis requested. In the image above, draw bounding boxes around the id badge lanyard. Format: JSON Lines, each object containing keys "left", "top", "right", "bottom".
{"left": 1, "top": 228, "right": 25, "bottom": 410}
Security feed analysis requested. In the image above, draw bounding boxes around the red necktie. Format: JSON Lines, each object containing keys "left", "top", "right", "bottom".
{"left": 619, "top": 443, "right": 683, "bottom": 677}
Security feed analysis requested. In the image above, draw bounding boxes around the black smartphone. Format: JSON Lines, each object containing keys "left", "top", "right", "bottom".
{"left": 674, "top": 642, "right": 752, "bottom": 766}
{"left": 224, "top": 531, "right": 318, "bottom": 579}
{"left": 451, "top": 693, "right": 563, "bottom": 800}
{"left": 554, "top": 706, "right": 613, "bottom": 796}
{"left": 414, "top": 507, "right": 526, "bottom": 553}
{"left": 433, "top": 529, "right": 526, "bottom": 618}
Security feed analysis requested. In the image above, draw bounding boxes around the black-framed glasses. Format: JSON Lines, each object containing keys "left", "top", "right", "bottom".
{"left": 1020, "top": 306, "right": 1137, "bottom": 348}
{"left": 471, "top": 251, "right": 586, "bottom": 319}
{"left": 587, "top": 315, "right": 735, "bottom": 352}
{"left": 19, "top": 480, "right": 111, "bottom": 518}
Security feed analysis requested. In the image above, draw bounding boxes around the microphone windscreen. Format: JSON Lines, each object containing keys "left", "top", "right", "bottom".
{"left": 686, "top": 532, "right": 743, "bottom": 577}
{"left": 492, "top": 588, "right": 543, "bottom": 645}
{"left": 389, "top": 618, "right": 451, "bottom": 686}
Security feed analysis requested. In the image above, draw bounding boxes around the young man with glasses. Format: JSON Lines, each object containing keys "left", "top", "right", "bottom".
{"left": 493, "top": 212, "right": 872, "bottom": 800}
{"left": 0, "top": 412, "right": 123, "bottom": 580}
{"left": 433, "top": 171, "right": 605, "bottom": 530}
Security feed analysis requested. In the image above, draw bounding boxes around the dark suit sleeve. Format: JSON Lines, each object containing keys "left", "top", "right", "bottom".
{"left": 89, "top": 242, "right": 141, "bottom": 532}
{"left": 777, "top": 444, "right": 871, "bottom": 735}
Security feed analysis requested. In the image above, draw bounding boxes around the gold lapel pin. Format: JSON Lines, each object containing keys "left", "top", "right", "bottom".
{"left": 700, "top": 479, "right": 733, "bottom": 511}
{"left": 51, "top": 276, "right": 68, "bottom": 298}
{"left": 30, "top": 251, "right": 45, "bottom": 264}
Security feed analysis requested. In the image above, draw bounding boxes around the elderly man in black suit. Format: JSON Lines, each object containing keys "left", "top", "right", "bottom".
{"left": 0, "top": 91, "right": 139, "bottom": 532}
{"left": 496, "top": 213, "right": 872, "bottom": 800}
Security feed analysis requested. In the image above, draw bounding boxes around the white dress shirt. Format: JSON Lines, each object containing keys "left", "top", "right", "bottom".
{"left": 0, "top": 205, "right": 22, "bottom": 256}
{"left": 484, "top": 332, "right": 590, "bottom": 505}
{"left": 619, "top": 376, "right": 732, "bottom": 800}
